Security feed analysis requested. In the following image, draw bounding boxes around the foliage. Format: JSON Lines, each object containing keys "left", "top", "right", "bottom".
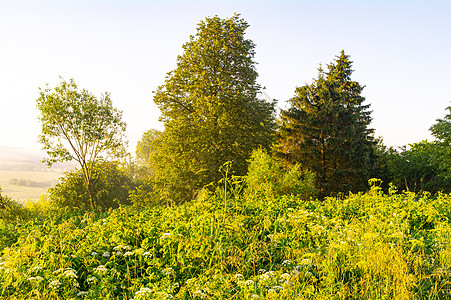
{"left": 135, "top": 129, "right": 162, "bottom": 181}
{"left": 277, "top": 51, "right": 377, "bottom": 197}
{"left": 383, "top": 141, "right": 450, "bottom": 194}
{"left": 0, "top": 187, "right": 27, "bottom": 222}
{"left": 246, "top": 148, "right": 317, "bottom": 201}
{"left": 48, "top": 161, "right": 132, "bottom": 210}
{"left": 150, "top": 14, "right": 276, "bottom": 203}
{"left": 2, "top": 178, "right": 451, "bottom": 299}
{"left": 36, "top": 77, "right": 127, "bottom": 209}
{"left": 430, "top": 106, "right": 451, "bottom": 182}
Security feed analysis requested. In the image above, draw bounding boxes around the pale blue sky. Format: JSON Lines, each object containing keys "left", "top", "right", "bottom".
{"left": 1, "top": 0, "right": 450, "bottom": 154}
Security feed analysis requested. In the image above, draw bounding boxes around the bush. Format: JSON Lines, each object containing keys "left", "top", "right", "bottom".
{"left": 49, "top": 161, "right": 132, "bottom": 210}
{"left": 0, "top": 188, "right": 28, "bottom": 222}
{"left": 245, "top": 148, "right": 317, "bottom": 200}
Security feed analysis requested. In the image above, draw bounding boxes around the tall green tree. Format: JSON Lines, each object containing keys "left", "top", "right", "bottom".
{"left": 37, "top": 78, "right": 127, "bottom": 209}
{"left": 277, "top": 51, "right": 377, "bottom": 197}
{"left": 150, "top": 14, "right": 276, "bottom": 203}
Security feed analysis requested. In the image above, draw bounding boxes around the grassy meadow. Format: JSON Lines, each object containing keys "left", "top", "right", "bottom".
{"left": 1, "top": 178, "right": 451, "bottom": 299}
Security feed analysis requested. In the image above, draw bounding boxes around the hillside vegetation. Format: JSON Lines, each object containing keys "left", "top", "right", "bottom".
{"left": 1, "top": 176, "right": 451, "bottom": 299}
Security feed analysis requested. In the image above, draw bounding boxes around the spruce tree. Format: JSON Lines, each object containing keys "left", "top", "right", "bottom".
{"left": 277, "top": 51, "right": 376, "bottom": 197}
{"left": 150, "top": 14, "right": 276, "bottom": 203}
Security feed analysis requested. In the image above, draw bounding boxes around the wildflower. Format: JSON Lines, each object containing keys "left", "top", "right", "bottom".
{"left": 134, "top": 248, "right": 145, "bottom": 255}
{"left": 87, "top": 276, "right": 98, "bottom": 284}
{"left": 268, "top": 288, "right": 276, "bottom": 294}
{"left": 124, "top": 251, "right": 134, "bottom": 257}
{"left": 64, "top": 268, "right": 78, "bottom": 279}
{"left": 194, "top": 290, "right": 207, "bottom": 298}
{"left": 102, "top": 252, "right": 111, "bottom": 257}
{"left": 28, "top": 276, "right": 43, "bottom": 282}
{"left": 77, "top": 291, "right": 89, "bottom": 297}
{"left": 235, "top": 273, "right": 244, "bottom": 281}
{"left": 49, "top": 279, "right": 61, "bottom": 290}
{"left": 123, "top": 245, "right": 132, "bottom": 251}
{"left": 91, "top": 251, "right": 98, "bottom": 256}
{"left": 250, "top": 295, "right": 260, "bottom": 299}
{"left": 280, "top": 273, "right": 291, "bottom": 281}
{"left": 113, "top": 245, "right": 122, "bottom": 251}
{"left": 258, "top": 269, "right": 266, "bottom": 274}
{"left": 135, "top": 287, "right": 152, "bottom": 297}
{"left": 265, "top": 271, "right": 275, "bottom": 277}
{"left": 161, "top": 232, "right": 171, "bottom": 239}
{"left": 94, "top": 265, "right": 108, "bottom": 273}
{"left": 116, "top": 251, "right": 123, "bottom": 256}
{"left": 300, "top": 258, "right": 311, "bottom": 265}
{"left": 272, "top": 285, "right": 283, "bottom": 290}
{"left": 282, "top": 259, "right": 292, "bottom": 267}
{"left": 305, "top": 271, "right": 313, "bottom": 278}
{"left": 245, "top": 279, "right": 255, "bottom": 286}
{"left": 30, "top": 265, "right": 42, "bottom": 273}
{"left": 143, "top": 251, "right": 152, "bottom": 257}
{"left": 186, "top": 278, "right": 195, "bottom": 285}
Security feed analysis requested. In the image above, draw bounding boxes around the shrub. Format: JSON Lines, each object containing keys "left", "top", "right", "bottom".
{"left": 245, "top": 148, "right": 317, "bottom": 200}
{"left": 49, "top": 161, "right": 132, "bottom": 210}
{"left": 0, "top": 188, "right": 28, "bottom": 222}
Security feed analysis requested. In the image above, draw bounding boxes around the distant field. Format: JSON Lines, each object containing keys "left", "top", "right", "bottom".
{"left": 0, "top": 170, "right": 63, "bottom": 202}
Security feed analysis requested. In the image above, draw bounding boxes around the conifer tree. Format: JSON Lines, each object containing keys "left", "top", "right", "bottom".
{"left": 277, "top": 51, "right": 377, "bottom": 197}
{"left": 150, "top": 14, "right": 276, "bottom": 203}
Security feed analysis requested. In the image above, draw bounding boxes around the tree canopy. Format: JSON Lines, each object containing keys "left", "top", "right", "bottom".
{"left": 149, "top": 14, "right": 276, "bottom": 203}
{"left": 36, "top": 78, "right": 127, "bottom": 209}
{"left": 277, "top": 51, "right": 377, "bottom": 197}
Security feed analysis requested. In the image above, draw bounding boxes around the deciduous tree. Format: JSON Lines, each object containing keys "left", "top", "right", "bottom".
{"left": 151, "top": 14, "right": 276, "bottom": 202}
{"left": 37, "top": 78, "right": 127, "bottom": 209}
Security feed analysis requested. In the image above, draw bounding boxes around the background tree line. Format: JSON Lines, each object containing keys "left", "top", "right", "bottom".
{"left": 19, "top": 14, "right": 450, "bottom": 211}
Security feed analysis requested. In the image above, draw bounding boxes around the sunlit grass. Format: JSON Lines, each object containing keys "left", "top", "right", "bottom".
{"left": 1, "top": 180, "right": 451, "bottom": 299}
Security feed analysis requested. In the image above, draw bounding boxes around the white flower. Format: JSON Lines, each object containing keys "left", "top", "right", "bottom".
{"left": 91, "top": 251, "right": 98, "bottom": 256}
{"left": 234, "top": 273, "right": 244, "bottom": 281}
{"left": 113, "top": 245, "right": 122, "bottom": 251}
{"left": 135, "top": 287, "right": 152, "bottom": 297}
{"left": 30, "top": 265, "right": 42, "bottom": 273}
{"left": 124, "top": 251, "right": 134, "bottom": 257}
{"left": 282, "top": 259, "right": 292, "bottom": 267}
{"left": 280, "top": 273, "right": 291, "bottom": 281}
{"left": 134, "top": 248, "right": 145, "bottom": 255}
{"left": 300, "top": 258, "right": 311, "bottom": 265}
{"left": 94, "top": 265, "right": 108, "bottom": 273}
{"left": 123, "top": 245, "right": 132, "bottom": 251}
{"left": 87, "top": 276, "right": 98, "bottom": 284}
{"left": 102, "top": 252, "right": 111, "bottom": 257}
{"left": 194, "top": 290, "right": 206, "bottom": 298}
{"left": 77, "top": 291, "right": 89, "bottom": 297}
{"left": 250, "top": 295, "right": 260, "bottom": 299}
{"left": 245, "top": 279, "right": 255, "bottom": 286}
{"left": 272, "top": 285, "right": 283, "bottom": 290}
{"left": 160, "top": 232, "right": 171, "bottom": 239}
{"left": 116, "top": 251, "right": 123, "bottom": 256}
{"left": 143, "top": 251, "right": 152, "bottom": 257}
{"left": 64, "top": 268, "right": 78, "bottom": 279}
{"left": 28, "top": 276, "right": 43, "bottom": 282}
{"left": 49, "top": 279, "right": 61, "bottom": 289}
{"left": 268, "top": 288, "right": 276, "bottom": 294}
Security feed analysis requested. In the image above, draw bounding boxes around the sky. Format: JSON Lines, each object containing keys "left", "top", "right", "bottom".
{"left": 1, "top": 0, "right": 450, "bottom": 157}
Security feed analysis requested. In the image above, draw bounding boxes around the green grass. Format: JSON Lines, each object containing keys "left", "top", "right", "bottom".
{"left": 1, "top": 182, "right": 451, "bottom": 299}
